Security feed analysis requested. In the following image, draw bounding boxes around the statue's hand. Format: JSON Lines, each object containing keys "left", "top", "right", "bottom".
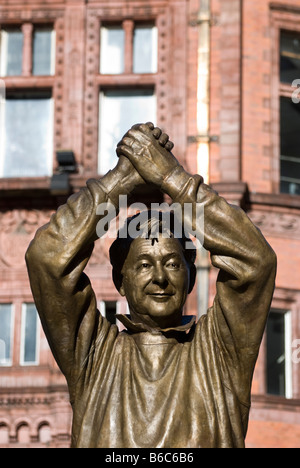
{"left": 114, "top": 154, "right": 145, "bottom": 190}
{"left": 116, "top": 123, "right": 180, "bottom": 188}
{"left": 100, "top": 153, "right": 145, "bottom": 205}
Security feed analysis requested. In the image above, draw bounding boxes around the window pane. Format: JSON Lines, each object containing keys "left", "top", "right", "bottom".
{"left": 33, "top": 28, "right": 54, "bottom": 76}
{"left": 22, "top": 304, "right": 38, "bottom": 364}
{"left": 267, "top": 312, "right": 286, "bottom": 396}
{"left": 0, "top": 29, "right": 23, "bottom": 76}
{"left": 0, "top": 305, "right": 12, "bottom": 366}
{"left": 280, "top": 31, "right": 300, "bottom": 84}
{"left": 281, "top": 159, "right": 300, "bottom": 180}
{"left": 105, "top": 302, "right": 117, "bottom": 325}
{"left": 1, "top": 91, "right": 53, "bottom": 177}
{"left": 133, "top": 25, "right": 157, "bottom": 74}
{"left": 99, "top": 88, "right": 156, "bottom": 174}
{"left": 280, "top": 96, "right": 300, "bottom": 195}
{"left": 100, "top": 26, "right": 125, "bottom": 74}
{"left": 280, "top": 180, "right": 300, "bottom": 196}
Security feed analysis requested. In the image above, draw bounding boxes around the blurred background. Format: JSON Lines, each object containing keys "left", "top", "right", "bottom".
{"left": 0, "top": 0, "right": 300, "bottom": 448}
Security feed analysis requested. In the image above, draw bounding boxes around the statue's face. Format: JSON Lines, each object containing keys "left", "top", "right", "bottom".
{"left": 120, "top": 236, "right": 191, "bottom": 329}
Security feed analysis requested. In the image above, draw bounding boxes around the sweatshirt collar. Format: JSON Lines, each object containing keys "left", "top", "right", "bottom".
{"left": 115, "top": 314, "right": 196, "bottom": 335}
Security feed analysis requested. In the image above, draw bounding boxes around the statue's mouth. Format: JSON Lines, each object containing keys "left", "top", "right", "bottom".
{"left": 148, "top": 293, "right": 174, "bottom": 302}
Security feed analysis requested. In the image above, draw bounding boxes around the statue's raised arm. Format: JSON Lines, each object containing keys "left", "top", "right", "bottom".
{"left": 25, "top": 142, "right": 144, "bottom": 384}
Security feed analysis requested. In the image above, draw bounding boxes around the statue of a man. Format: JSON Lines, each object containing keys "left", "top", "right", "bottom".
{"left": 26, "top": 123, "right": 276, "bottom": 448}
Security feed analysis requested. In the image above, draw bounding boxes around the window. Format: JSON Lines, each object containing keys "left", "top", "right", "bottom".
{"left": 33, "top": 27, "right": 55, "bottom": 76}
{"left": 98, "top": 19, "right": 158, "bottom": 174}
{"left": 100, "top": 22, "right": 157, "bottom": 75}
{"left": 0, "top": 90, "right": 54, "bottom": 177}
{"left": 280, "top": 96, "right": 300, "bottom": 195}
{"left": 0, "top": 23, "right": 55, "bottom": 179}
{"left": 99, "top": 88, "right": 156, "bottom": 174}
{"left": 133, "top": 24, "right": 158, "bottom": 74}
{"left": 20, "top": 304, "right": 39, "bottom": 365}
{"left": 266, "top": 310, "right": 292, "bottom": 398}
{"left": 100, "top": 301, "right": 118, "bottom": 325}
{"left": 0, "top": 24, "right": 55, "bottom": 77}
{"left": 0, "top": 304, "right": 13, "bottom": 366}
{"left": 100, "top": 26, "right": 125, "bottom": 75}
{"left": 280, "top": 30, "right": 300, "bottom": 84}
{"left": 0, "top": 28, "right": 23, "bottom": 76}
{"left": 279, "top": 30, "right": 300, "bottom": 195}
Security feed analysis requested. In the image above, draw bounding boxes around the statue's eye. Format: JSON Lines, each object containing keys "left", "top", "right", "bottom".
{"left": 166, "top": 261, "right": 180, "bottom": 270}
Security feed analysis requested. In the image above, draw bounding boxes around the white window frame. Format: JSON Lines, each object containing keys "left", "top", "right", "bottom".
{"left": 46, "top": 97, "right": 55, "bottom": 176}
{"left": 0, "top": 86, "right": 6, "bottom": 178}
{"left": 20, "top": 303, "right": 40, "bottom": 366}
{"left": 284, "top": 310, "right": 293, "bottom": 399}
{"left": 99, "top": 301, "right": 121, "bottom": 317}
{"left": 99, "top": 300, "right": 106, "bottom": 318}
{"left": 0, "top": 304, "right": 14, "bottom": 367}
{"left": 99, "top": 301, "right": 122, "bottom": 328}
{"left": 0, "top": 30, "right": 8, "bottom": 77}
{"left": 50, "top": 29, "right": 56, "bottom": 76}
{"left": 267, "top": 309, "right": 293, "bottom": 399}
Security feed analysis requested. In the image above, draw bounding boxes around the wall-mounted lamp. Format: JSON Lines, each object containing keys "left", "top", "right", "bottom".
{"left": 56, "top": 150, "right": 77, "bottom": 173}
{"left": 50, "top": 151, "right": 77, "bottom": 195}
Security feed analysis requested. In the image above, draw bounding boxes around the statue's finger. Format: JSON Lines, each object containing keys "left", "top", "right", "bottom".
{"left": 131, "top": 123, "right": 144, "bottom": 131}
{"left": 122, "top": 136, "right": 135, "bottom": 147}
{"left": 145, "top": 122, "right": 155, "bottom": 130}
{"left": 165, "top": 141, "right": 174, "bottom": 151}
{"left": 159, "top": 133, "right": 169, "bottom": 146}
{"left": 152, "top": 127, "right": 162, "bottom": 139}
{"left": 116, "top": 145, "right": 135, "bottom": 159}
{"left": 127, "top": 129, "right": 151, "bottom": 146}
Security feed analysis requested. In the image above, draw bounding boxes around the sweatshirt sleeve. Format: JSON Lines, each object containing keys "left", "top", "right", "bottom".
{"left": 175, "top": 176, "right": 277, "bottom": 374}
{"left": 25, "top": 179, "right": 117, "bottom": 387}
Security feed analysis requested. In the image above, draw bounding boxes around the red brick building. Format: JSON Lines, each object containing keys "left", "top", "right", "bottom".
{"left": 0, "top": 0, "right": 299, "bottom": 448}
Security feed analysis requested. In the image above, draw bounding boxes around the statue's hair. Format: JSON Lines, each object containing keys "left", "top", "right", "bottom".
{"left": 109, "top": 210, "right": 196, "bottom": 292}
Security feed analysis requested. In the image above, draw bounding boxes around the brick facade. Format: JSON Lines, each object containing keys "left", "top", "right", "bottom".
{"left": 0, "top": 0, "right": 299, "bottom": 448}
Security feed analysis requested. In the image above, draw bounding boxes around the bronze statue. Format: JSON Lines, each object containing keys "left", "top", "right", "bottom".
{"left": 26, "top": 123, "right": 277, "bottom": 448}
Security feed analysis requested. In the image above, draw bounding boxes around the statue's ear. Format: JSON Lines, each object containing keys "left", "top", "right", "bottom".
{"left": 112, "top": 269, "right": 125, "bottom": 296}
{"left": 119, "top": 282, "right": 126, "bottom": 297}
{"left": 188, "top": 264, "right": 197, "bottom": 294}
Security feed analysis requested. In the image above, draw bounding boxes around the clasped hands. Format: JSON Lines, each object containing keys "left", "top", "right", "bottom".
{"left": 113, "top": 122, "right": 192, "bottom": 200}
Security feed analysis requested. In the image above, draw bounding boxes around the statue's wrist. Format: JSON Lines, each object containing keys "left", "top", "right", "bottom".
{"left": 100, "top": 168, "right": 143, "bottom": 207}
{"left": 161, "top": 166, "right": 192, "bottom": 200}
{"left": 100, "top": 168, "right": 120, "bottom": 192}
{"left": 121, "top": 170, "right": 144, "bottom": 194}
{"left": 100, "top": 168, "right": 124, "bottom": 207}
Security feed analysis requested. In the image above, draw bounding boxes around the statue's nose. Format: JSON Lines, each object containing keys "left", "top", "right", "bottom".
{"left": 152, "top": 264, "right": 168, "bottom": 288}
